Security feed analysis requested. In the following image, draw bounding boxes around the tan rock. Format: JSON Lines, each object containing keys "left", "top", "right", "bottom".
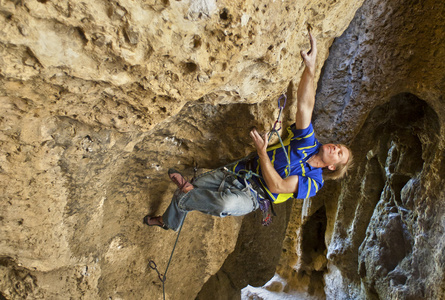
{"left": 5, "top": 0, "right": 443, "bottom": 299}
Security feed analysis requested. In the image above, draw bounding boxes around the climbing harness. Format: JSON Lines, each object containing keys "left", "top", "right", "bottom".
{"left": 148, "top": 212, "right": 187, "bottom": 300}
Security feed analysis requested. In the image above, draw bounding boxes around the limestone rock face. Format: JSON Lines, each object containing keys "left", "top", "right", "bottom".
{"left": 0, "top": 0, "right": 364, "bottom": 299}
{"left": 2, "top": 0, "right": 444, "bottom": 299}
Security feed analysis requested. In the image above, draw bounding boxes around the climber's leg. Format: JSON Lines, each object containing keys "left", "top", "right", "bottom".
{"left": 162, "top": 168, "right": 258, "bottom": 231}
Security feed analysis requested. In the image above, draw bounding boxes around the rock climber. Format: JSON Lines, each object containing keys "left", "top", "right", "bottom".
{"left": 143, "top": 31, "right": 353, "bottom": 231}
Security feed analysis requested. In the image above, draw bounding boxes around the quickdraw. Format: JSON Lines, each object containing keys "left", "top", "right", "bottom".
{"left": 225, "top": 92, "right": 291, "bottom": 180}
{"left": 268, "top": 93, "right": 291, "bottom": 178}
{"left": 271, "top": 93, "right": 287, "bottom": 133}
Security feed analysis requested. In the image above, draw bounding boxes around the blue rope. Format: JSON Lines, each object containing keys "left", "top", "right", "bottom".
{"left": 268, "top": 128, "right": 291, "bottom": 178}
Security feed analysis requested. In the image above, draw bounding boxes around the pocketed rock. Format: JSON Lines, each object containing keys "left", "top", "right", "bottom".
{"left": 0, "top": 0, "right": 363, "bottom": 298}
{"left": 2, "top": 0, "right": 445, "bottom": 299}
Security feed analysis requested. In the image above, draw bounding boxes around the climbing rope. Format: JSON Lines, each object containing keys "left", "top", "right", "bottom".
{"left": 268, "top": 93, "right": 291, "bottom": 177}
{"left": 148, "top": 213, "right": 187, "bottom": 300}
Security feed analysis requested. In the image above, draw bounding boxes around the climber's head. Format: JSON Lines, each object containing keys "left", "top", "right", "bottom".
{"left": 320, "top": 143, "right": 353, "bottom": 180}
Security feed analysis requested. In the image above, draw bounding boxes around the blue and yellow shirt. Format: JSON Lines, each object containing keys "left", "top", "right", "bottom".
{"left": 233, "top": 123, "right": 324, "bottom": 203}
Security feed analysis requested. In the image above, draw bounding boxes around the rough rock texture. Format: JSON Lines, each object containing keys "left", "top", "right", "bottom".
{"left": 269, "top": 0, "right": 445, "bottom": 299}
{"left": 2, "top": 0, "right": 444, "bottom": 299}
{"left": 0, "top": 0, "right": 364, "bottom": 299}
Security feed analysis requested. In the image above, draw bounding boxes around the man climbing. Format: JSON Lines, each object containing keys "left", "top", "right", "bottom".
{"left": 143, "top": 31, "right": 353, "bottom": 231}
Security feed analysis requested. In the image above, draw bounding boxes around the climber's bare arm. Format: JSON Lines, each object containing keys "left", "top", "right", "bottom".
{"left": 295, "top": 32, "right": 317, "bottom": 130}
{"left": 250, "top": 129, "right": 299, "bottom": 194}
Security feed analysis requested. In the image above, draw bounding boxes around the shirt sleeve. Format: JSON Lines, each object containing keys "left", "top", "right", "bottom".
{"left": 290, "top": 123, "right": 314, "bottom": 139}
{"left": 295, "top": 175, "right": 322, "bottom": 199}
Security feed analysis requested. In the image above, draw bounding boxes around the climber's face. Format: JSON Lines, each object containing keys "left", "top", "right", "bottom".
{"left": 320, "top": 143, "right": 350, "bottom": 170}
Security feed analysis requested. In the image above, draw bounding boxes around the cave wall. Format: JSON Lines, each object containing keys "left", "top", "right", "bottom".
{"left": 0, "top": 0, "right": 365, "bottom": 299}
{"left": 325, "top": 94, "right": 442, "bottom": 300}
{"left": 269, "top": 0, "right": 445, "bottom": 299}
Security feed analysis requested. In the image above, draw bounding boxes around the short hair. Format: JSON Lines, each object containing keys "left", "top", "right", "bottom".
{"left": 322, "top": 145, "right": 354, "bottom": 180}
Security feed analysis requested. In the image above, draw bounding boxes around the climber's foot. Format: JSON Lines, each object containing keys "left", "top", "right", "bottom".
{"left": 168, "top": 168, "right": 194, "bottom": 193}
{"left": 143, "top": 215, "right": 168, "bottom": 230}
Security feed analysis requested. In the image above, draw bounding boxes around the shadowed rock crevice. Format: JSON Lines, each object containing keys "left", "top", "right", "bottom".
{"left": 0, "top": 257, "right": 38, "bottom": 298}
{"left": 301, "top": 206, "right": 327, "bottom": 298}
{"left": 301, "top": 206, "right": 327, "bottom": 270}
{"left": 326, "top": 93, "right": 440, "bottom": 299}
{"left": 196, "top": 200, "right": 293, "bottom": 300}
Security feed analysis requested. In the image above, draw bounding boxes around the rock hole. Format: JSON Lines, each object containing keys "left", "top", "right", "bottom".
{"left": 76, "top": 27, "right": 88, "bottom": 45}
{"left": 280, "top": 48, "right": 288, "bottom": 59}
{"left": 380, "top": 213, "right": 411, "bottom": 273}
{"left": 388, "top": 271, "right": 408, "bottom": 285}
{"left": 219, "top": 8, "right": 229, "bottom": 20}
{"left": 192, "top": 35, "right": 202, "bottom": 49}
{"left": 359, "top": 261, "right": 366, "bottom": 278}
{"left": 183, "top": 62, "right": 198, "bottom": 74}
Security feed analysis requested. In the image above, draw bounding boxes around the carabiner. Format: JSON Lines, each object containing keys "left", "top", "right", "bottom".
{"left": 148, "top": 260, "right": 166, "bottom": 282}
{"left": 277, "top": 94, "right": 287, "bottom": 109}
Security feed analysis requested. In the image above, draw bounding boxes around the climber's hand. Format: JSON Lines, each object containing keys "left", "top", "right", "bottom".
{"left": 250, "top": 128, "right": 268, "bottom": 154}
{"left": 300, "top": 31, "right": 317, "bottom": 71}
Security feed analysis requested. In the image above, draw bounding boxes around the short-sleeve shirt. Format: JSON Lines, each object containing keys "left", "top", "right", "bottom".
{"left": 233, "top": 123, "right": 324, "bottom": 203}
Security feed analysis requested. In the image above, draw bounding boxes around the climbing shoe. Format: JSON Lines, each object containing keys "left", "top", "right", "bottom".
{"left": 143, "top": 215, "right": 168, "bottom": 230}
{"left": 168, "top": 168, "right": 194, "bottom": 193}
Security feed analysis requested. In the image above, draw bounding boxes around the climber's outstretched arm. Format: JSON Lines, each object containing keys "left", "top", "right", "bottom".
{"left": 295, "top": 32, "right": 317, "bottom": 130}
